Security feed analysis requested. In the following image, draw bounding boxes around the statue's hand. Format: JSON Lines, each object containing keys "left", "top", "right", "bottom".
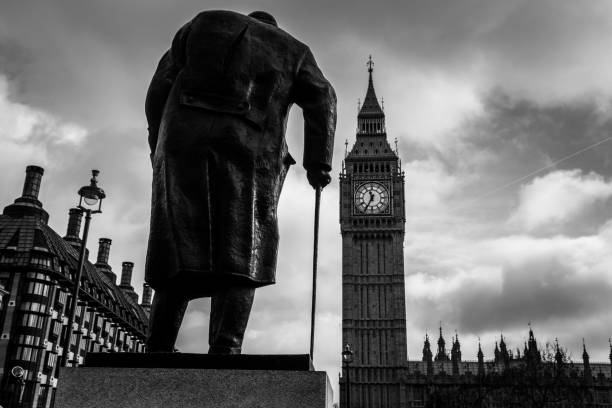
{"left": 307, "top": 168, "right": 331, "bottom": 190}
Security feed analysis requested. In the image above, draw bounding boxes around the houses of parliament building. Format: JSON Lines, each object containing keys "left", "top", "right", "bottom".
{"left": 339, "top": 60, "right": 612, "bottom": 407}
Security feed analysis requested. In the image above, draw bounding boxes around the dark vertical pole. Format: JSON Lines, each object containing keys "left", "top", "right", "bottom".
{"left": 62, "top": 209, "right": 91, "bottom": 367}
{"left": 309, "top": 187, "right": 321, "bottom": 361}
{"left": 346, "top": 363, "right": 351, "bottom": 408}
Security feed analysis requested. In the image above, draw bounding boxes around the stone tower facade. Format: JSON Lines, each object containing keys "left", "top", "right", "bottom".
{"left": 339, "top": 58, "right": 408, "bottom": 407}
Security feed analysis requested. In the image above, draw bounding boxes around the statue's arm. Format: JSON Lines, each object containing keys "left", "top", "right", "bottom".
{"left": 292, "top": 47, "right": 337, "bottom": 175}
{"left": 145, "top": 50, "right": 174, "bottom": 157}
{"left": 145, "top": 21, "right": 192, "bottom": 158}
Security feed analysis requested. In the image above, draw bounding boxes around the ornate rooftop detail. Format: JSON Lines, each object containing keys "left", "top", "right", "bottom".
{"left": 358, "top": 55, "right": 384, "bottom": 119}
{"left": 356, "top": 55, "right": 386, "bottom": 137}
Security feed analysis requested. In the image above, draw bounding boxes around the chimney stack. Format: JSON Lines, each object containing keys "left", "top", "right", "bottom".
{"left": 95, "top": 238, "right": 117, "bottom": 283}
{"left": 20, "top": 165, "right": 44, "bottom": 203}
{"left": 96, "top": 238, "right": 112, "bottom": 264}
{"left": 63, "top": 208, "right": 83, "bottom": 251}
{"left": 119, "top": 262, "right": 139, "bottom": 303}
{"left": 120, "top": 262, "right": 134, "bottom": 289}
{"left": 65, "top": 208, "right": 82, "bottom": 241}
{"left": 141, "top": 283, "right": 153, "bottom": 315}
{"left": 3, "top": 165, "right": 49, "bottom": 222}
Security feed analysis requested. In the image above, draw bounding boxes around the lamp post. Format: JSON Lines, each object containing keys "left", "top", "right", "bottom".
{"left": 342, "top": 343, "right": 354, "bottom": 408}
{"left": 9, "top": 365, "right": 24, "bottom": 408}
{"left": 61, "top": 170, "right": 105, "bottom": 367}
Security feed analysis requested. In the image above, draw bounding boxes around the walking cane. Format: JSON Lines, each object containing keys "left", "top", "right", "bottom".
{"left": 309, "top": 186, "right": 322, "bottom": 362}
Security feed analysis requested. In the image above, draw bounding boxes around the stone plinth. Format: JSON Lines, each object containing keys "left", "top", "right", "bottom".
{"left": 55, "top": 354, "right": 333, "bottom": 408}
{"left": 83, "top": 352, "right": 314, "bottom": 371}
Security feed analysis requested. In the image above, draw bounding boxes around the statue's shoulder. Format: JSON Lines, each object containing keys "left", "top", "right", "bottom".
{"left": 189, "top": 10, "right": 307, "bottom": 50}
{"left": 193, "top": 9, "right": 246, "bottom": 22}
{"left": 187, "top": 10, "right": 247, "bottom": 31}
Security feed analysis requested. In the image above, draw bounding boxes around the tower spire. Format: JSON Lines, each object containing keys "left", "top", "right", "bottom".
{"left": 435, "top": 324, "right": 449, "bottom": 362}
{"left": 554, "top": 338, "right": 564, "bottom": 367}
{"left": 583, "top": 339, "right": 592, "bottom": 385}
{"left": 357, "top": 55, "right": 385, "bottom": 136}
{"left": 477, "top": 338, "right": 484, "bottom": 378}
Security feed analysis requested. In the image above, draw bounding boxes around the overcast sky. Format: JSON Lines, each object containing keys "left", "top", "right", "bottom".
{"left": 2, "top": 0, "right": 612, "bottom": 398}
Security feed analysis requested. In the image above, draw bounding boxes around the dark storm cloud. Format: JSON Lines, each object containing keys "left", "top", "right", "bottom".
{"left": 0, "top": 40, "right": 31, "bottom": 85}
{"left": 469, "top": 90, "right": 612, "bottom": 175}
{"left": 458, "top": 259, "right": 612, "bottom": 332}
{"left": 2, "top": 0, "right": 611, "bottom": 129}
{"left": 412, "top": 90, "right": 612, "bottom": 224}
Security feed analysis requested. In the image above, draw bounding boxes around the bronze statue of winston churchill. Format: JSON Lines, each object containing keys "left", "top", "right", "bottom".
{"left": 144, "top": 10, "right": 336, "bottom": 354}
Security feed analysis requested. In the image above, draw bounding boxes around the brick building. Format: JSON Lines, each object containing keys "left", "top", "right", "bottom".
{"left": 0, "top": 166, "right": 151, "bottom": 408}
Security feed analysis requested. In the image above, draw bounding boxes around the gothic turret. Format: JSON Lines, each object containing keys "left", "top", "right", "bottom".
{"left": 477, "top": 341, "right": 485, "bottom": 378}
{"left": 423, "top": 335, "right": 433, "bottom": 377}
{"left": 435, "top": 326, "right": 450, "bottom": 362}
{"left": 583, "top": 340, "right": 592, "bottom": 385}
{"left": 451, "top": 334, "right": 461, "bottom": 376}
{"left": 554, "top": 339, "right": 564, "bottom": 366}
{"left": 494, "top": 342, "right": 501, "bottom": 363}
{"left": 525, "top": 326, "right": 541, "bottom": 364}
{"left": 499, "top": 335, "right": 510, "bottom": 369}
{"left": 423, "top": 334, "right": 432, "bottom": 361}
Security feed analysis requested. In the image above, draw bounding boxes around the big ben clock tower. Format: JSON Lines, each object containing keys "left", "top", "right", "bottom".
{"left": 339, "top": 58, "right": 408, "bottom": 408}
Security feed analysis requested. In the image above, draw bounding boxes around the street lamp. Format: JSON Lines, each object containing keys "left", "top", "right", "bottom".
{"left": 342, "top": 343, "right": 354, "bottom": 408}
{"left": 61, "top": 170, "right": 105, "bottom": 367}
{"left": 9, "top": 365, "right": 24, "bottom": 407}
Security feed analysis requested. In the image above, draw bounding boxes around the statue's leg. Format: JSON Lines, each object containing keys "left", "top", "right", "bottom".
{"left": 146, "top": 289, "right": 189, "bottom": 352}
{"left": 208, "top": 286, "right": 255, "bottom": 354}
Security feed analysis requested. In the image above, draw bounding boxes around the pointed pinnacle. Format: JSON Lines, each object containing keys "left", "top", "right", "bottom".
{"left": 367, "top": 55, "right": 374, "bottom": 73}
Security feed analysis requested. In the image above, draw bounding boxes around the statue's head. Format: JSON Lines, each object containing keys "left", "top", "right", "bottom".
{"left": 248, "top": 11, "right": 278, "bottom": 27}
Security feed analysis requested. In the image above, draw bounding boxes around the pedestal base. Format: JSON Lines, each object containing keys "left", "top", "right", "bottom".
{"left": 55, "top": 354, "right": 333, "bottom": 408}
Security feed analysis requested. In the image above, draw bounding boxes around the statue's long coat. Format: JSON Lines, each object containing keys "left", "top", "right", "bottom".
{"left": 144, "top": 10, "right": 336, "bottom": 297}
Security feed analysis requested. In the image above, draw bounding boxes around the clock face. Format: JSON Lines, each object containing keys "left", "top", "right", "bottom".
{"left": 354, "top": 182, "right": 390, "bottom": 214}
